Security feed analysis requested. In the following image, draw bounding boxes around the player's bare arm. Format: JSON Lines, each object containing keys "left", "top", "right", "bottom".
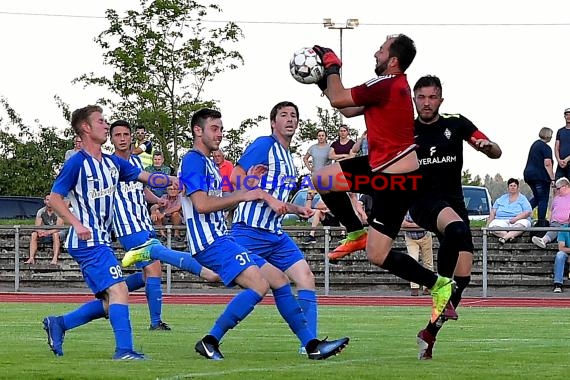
{"left": 231, "top": 164, "right": 288, "bottom": 215}
{"left": 48, "top": 192, "right": 91, "bottom": 240}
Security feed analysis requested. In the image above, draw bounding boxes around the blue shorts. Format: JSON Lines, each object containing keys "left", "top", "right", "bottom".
{"left": 231, "top": 223, "right": 304, "bottom": 272}
{"left": 193, "top": 235, "right": 266, "bottom": 287}
{"left": 118, "top": 230, "right": 157, "bottom": 269}
{"left": 67, "top": 245, "right": 124, "bottom": 298}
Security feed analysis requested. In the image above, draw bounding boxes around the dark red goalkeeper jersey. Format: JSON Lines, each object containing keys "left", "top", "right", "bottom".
{"left": 351, "top": 74, "right": 416, "bottom": 171}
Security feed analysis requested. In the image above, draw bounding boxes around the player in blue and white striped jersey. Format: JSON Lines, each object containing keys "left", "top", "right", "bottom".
{"left": 109, "top": 120, "right": 218, "bottom": 331}
{"left": 41, "top": 105, "right": 175, "bottom": 360}
{"left": 230, "top": 101, "right": 319, "bottom": 352}
{"left": 122, "top": 108, "right": 349, "bottom": 360}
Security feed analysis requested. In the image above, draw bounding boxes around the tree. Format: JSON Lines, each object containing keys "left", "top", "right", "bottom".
{"left": 461, "top": 169, "right": 482, "bottom": 186}
{"left": 0, "top": 98, "right": 68, "bottom": 196}
{"left": 74, "top": 0, "right": 244, "bottom": 167}
{"left": 220, "top": 116, "right": 261, "bottom": 165}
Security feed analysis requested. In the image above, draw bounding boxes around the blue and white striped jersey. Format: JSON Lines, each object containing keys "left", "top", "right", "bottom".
{"left": 179, "top": 149, "right": 227, "bottom": 253}
{"left": 112, "top": 154, "right": 154, "bottom": 237}
{"left": 52, "top": 150, "right": 141, "bottom": 249}
{"left": 233, "top": 135, "right": 297, "bottom": 233}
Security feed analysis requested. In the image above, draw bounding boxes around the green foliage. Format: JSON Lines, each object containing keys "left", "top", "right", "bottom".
{"left": 461, "top": 169, "right": 483, "bottom": 186}
{"left": 2, "top": 303, "right": 570, "bottom": 379}
{"left": 74, "top": 0, "right": 244, "bottom": 167}
{"left": 0, "top": 99, "right": 68, "bottom": 196}
{"left": 221, "top": 116, "right": 263, "bottom": 164}
{"left": 294, "top": 107, "right": 349, "bottom": 151}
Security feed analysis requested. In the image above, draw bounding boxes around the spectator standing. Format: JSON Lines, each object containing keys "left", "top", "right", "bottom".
{"left": 328, "top": 124, "right": 355, "bottom": 162}
{"left": 487, "top": 178, "right": 532, "bottom": 244}
{"left": 212, "top": 149, "right": 235, "bottom": 226}
{"left": 145, "top": 151, "right": 171, "bottom": 198}
{"left": 25, "top": 195, "right": 63, "bottom": 265}
{"left": 64, "top": 136, "right": 83, "bottom": 161}
{"left": 212, "top": 149, "right": 234, "bottom": 194}
{"left": 132, "top": 125, "right": 154, "bottom": 169}
{"left": 532, "top": 177, "right": 570, "bottom": 248}
{"left": 401, "top": 212, "right": 433, "bottom": 296}
{"left": 523, "top": 127, "right": 555, "bottom": 223}
{"left": 304, "top": 129, "right": 331, "bottom": 173}
{"left": 554, "top": 108, "right": 570, "bottom": 180}
{"left": 350, "top": 131, "right": 368, "bottom": 157}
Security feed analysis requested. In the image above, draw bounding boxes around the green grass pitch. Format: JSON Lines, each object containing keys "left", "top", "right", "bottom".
{"left": 2, "top": 303, "right": 569, "bottom": 379}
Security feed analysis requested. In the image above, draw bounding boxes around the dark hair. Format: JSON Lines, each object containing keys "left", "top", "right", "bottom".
{"left": 135, "top": 125, "right": 145, "bottom": 131}
{"left": 338, "top": 124, "right": 349, "bottom": 132}
{"left": 413, "top": 75, "right": 443, "bottom": 95}
{"left": 153, "top": 151, "right": 163, "bottom": 157}
{"left": 269, "top": 101, "right": 299, "bottom": 122}
{"left": 190, "top": 108, "right": 222, "bottom": 138}
{"left": 507, "top": 178, "right": 519, "bottom": 186}
{"left": 389, "top": 34, "right": 416, "bottom": 72}
{"left": 71, "top": 105, "right": 103, "bottom": 136}
{"left": 316, "top": 129, "right": 327, "bottom": 137}
{"left": 110, "top": 119, "right": 131, "bottom": 135}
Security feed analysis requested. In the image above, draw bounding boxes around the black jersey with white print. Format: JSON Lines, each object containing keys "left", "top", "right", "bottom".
{"left": 414, "top": 113, "right": 478, "bottom": 203}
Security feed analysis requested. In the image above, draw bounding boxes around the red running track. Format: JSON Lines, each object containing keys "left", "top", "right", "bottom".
{"left": 1, "top": 293, "right": 570, "bottom": 308}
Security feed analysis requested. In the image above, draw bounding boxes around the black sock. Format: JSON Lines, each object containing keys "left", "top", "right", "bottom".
{"left": 381, "top": 249, "right": 438, "bottom": 289}
{"left": 320, "top": 192, "right": 363, "bottom": 233}
{"left": 450, "top": 275, "right": 470, "bottom": 308}
{"left": 426, "top": 275, "right": 471, "bottom": 337}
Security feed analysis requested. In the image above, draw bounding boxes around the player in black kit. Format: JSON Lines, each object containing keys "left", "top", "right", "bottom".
{"left": 409, "top": 75, "right": 502, "bottom": 360}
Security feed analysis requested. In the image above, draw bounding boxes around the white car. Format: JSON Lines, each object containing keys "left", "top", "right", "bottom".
{"left": 284, "top": 185, "right": 492, "bottom": 224}
{"left": 462, "top": 185, "right": 492, "bottom": 221}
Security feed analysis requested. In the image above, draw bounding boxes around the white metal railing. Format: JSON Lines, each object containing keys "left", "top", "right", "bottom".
{"left": 1, "top": 224, "right": 566, "bottom": 296}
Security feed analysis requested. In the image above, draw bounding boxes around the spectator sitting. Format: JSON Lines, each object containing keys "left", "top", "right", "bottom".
{"left": 25, "top": 195, "right": 64, "bottom": 265}
{"left": 64, "top": 135, "right": 83, "bottom": 161}
{"left": 302, "top": 190, "right": 340, "bottom": 244}
{"left": 145, "top": 151, "right": 171, "bottom": 198}
{"left": 354, "top": 193, "right": 372, "bottom": 226}
{"left": 532, "top": 177, "right": 570, "bottom": 248}
{"left": 150, "top": 185, "right": 183, "bottom": 241}
{"left": 487, "top": 178, "right": 532, "bottom": 245}
{"left": 552, "top": 221, "right": 570, "bottom": 293}
{"left": 401, "top": 211, "right": 433, "bottom": 296}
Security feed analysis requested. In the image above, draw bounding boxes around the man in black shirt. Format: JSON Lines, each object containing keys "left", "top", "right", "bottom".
{"left": 410, "top": 75, "right": 502, "bottom": 360}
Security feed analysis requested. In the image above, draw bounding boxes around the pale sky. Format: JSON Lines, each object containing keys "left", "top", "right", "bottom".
{"left": 1, "top": 0, "right": 569, "bottom": 179}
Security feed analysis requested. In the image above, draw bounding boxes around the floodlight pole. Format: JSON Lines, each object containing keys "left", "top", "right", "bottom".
{"left": 322, "top": 18, "right": 359, "bottom": 78}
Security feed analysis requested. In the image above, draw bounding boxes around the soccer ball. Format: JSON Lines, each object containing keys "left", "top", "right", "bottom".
{"left": 289, "top": 47, "right": 324, "bottom": 84}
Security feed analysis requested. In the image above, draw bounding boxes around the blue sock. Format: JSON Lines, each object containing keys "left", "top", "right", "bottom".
{"left": 146, "top": 276, "right": 163, "bottom": 326}
{"left": 209, "top": 289, "right": 262, "bottom": 342}
{"left": 62, "top": 299, "right": 106, "bottom": 330}
{"left": 150, "top": 245, "right": 203, "bottom": 276}
{"left": 297, "top": 289, "right": 318, "bottom": 338}
{"left": 273, "top": 284, "right": 313, "bottom": 347}
{"left": 125, "top": 272, "right": 145, "bottom": 292}
{"left": 108, "top": 303, "right": 133, "bottom": 353}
